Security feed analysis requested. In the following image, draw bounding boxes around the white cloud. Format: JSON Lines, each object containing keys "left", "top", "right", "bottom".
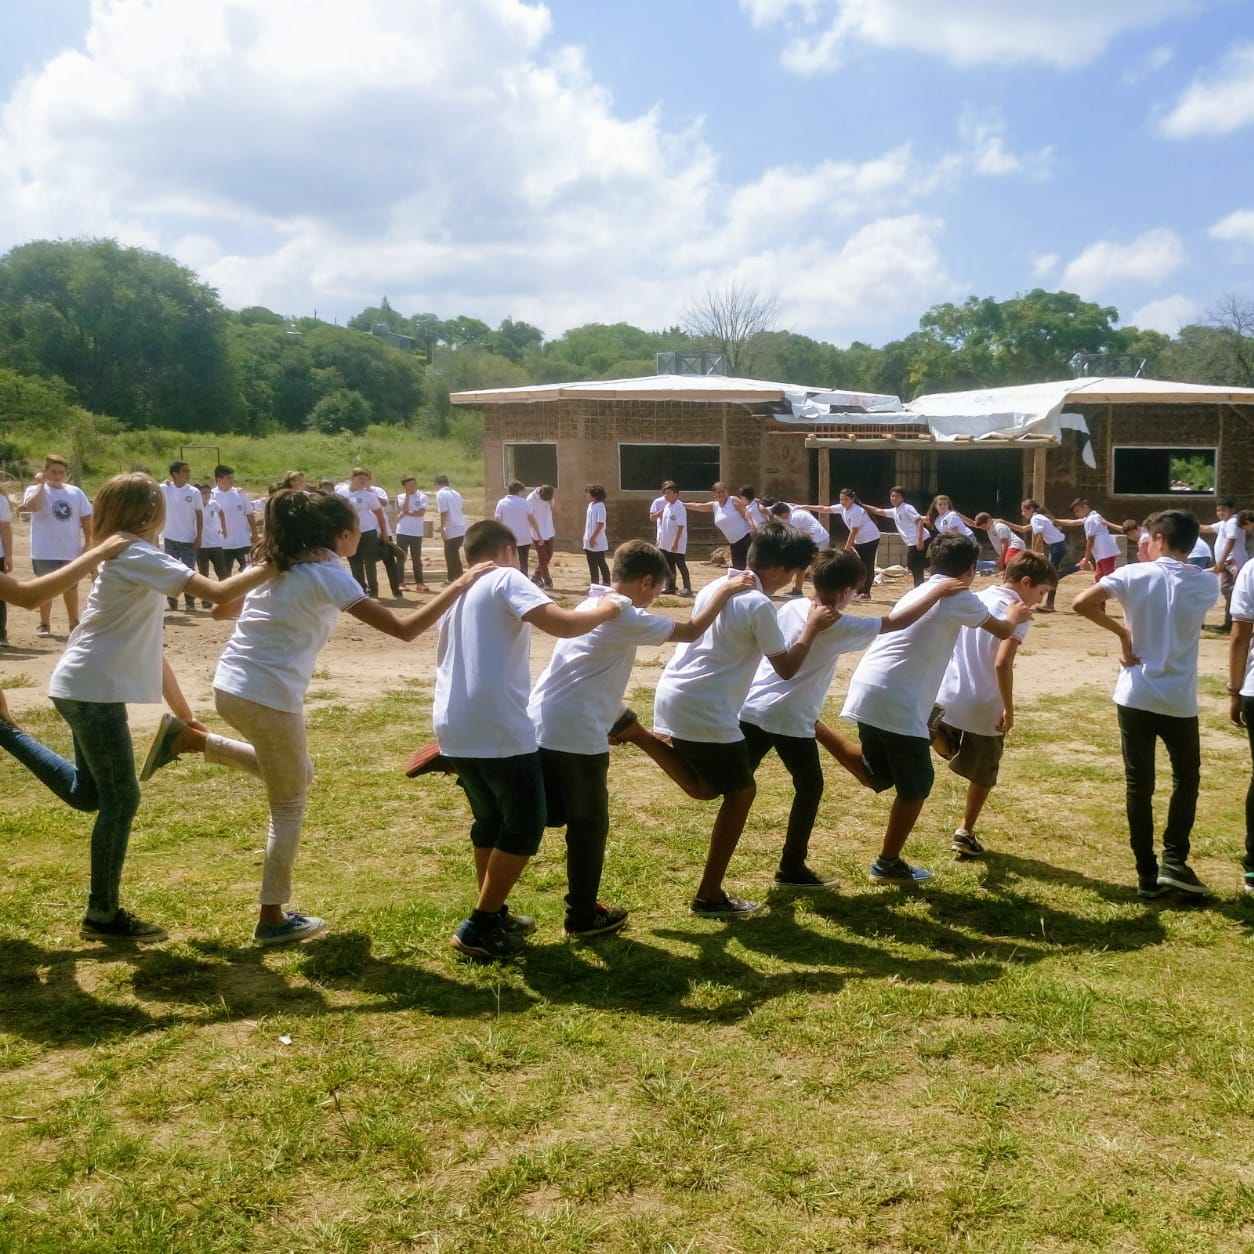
{"left": 1157, "top": 41, "right": 1254, "bottom": 137}
{"left": 740, "top": 0, "right": 1196, "bottom": 75}
{"left": 1209, "top": 209, "right": 1254, "bottom": 245}
{"left": 1060, "top": 228, "right": 1187, "bottom": 297}
{"left": 1121, "top": 42, "right": 1174, "bottom": 85}
{"left": 1128, "top": 294, "right": 1200, "bottom": 334}
{"left": 1031, "top": 252, "right": 1060, "bottom": 279}
{"left": 957, "top": 108, "right": 1053, "bottom": 179}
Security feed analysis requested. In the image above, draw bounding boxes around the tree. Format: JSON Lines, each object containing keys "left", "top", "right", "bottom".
{"left": 681, "top": 282, "right": 779, "bottom": 376}
{"left": 306, "top": 388, "right": 372, "bottom": 434}
{"left": 486, "top": 317, "right": 544, "bottom": 362}
{"left": 347, "top": 297, "right": 406, "bottom": 334}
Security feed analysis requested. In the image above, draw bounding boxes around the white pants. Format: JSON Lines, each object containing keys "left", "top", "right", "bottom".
{"left": 205, "top": 689, "right": 313, "bottom": 906}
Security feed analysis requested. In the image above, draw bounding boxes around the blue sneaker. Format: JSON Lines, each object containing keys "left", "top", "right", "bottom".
{"left": 253, "top": 911, "right": 326, "bottom": 947}
{"left": 869, "top": 857, "right": 933, "bottom": 884}
{"left": 451, "top": 918, "right": 525, "bottom": 961}
{"left": 497, "top": 904, "right": 536, "bottom": 935}
{"left": 1244, "top": 872, "right": 1254, "bottom": 895}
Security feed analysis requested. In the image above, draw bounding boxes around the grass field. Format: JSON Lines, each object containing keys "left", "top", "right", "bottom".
{"left": 2, "top": 680, "right": 1253, "bottom": 1252}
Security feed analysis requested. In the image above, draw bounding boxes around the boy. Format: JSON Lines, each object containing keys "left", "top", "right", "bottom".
{"left": 974, "top": 512, "right": 1023, "bottom": 572}
{"left": 338, "top": 467, "right": 390, "bottom": 597}
{"left": 528, "top": 540, "right": 752, "bottom": 936}
{"left": 21, "top": 454, "right": 94, "bottom": 637}
{"left": 739, "top": 548, "right": 965, "bottom": 888}
{"left": 614, "top": 523, "right": 833, "bottom": 916}
{"left": 931, "top": 551, "right": 1056, "bottom": 856}
{"left": 1227, "top": 552, "right": 1254, "bottom": 893}
{"left": 211, "top": 465, "right": 258, "bottom": 574}
{"left": 1073, "top": 510, "right": 1218, "bottom": 898}
{"left": 433, "top": 520, "right": 622, "bottom": 960}
{"left": 160, "top": 461, "right": 204, "bottom": 612}
{"left": 840, "top": 534, "right": 1033, "bottom": 884}
{"left": 435, "top": 474, "right": 467, "bottom": 581}
{"left": 1070, "top": 497, "right": 1121, "bottom": 581}
{"left": 494, "top": 480, "right": 539, "bottom": 578}
{"left": 768, "top": 502, "right": 829, "bottom": 596}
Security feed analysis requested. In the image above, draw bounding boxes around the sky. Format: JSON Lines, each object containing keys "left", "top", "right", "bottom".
{"left": 1, "top": 0, "right": 1252, "bottom": 348}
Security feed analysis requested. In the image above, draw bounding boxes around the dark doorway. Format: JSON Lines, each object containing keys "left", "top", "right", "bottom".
{"left": 936, "top": 450, "right": 1023, "bottom": 517}
{"left": 806, "top": 448, "right": 897, "bottom": 508}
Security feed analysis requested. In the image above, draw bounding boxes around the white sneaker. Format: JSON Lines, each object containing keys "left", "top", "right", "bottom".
{"left": 253, "top": 911, "right": 327, "bottom": 946}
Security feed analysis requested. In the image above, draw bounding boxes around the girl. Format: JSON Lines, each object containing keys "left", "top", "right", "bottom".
{"left": 683, "top": 482, "right": 755, "bottom": 570}
{"left": 805, "top": 488, "right": 882, "bottom": 599}
{"left": 1016, "top": 499, "right": 1067, "bottom": 610}
{"left": 583, "top": 483, "right": 610, "bottom": 585}
{"left": 0, "top": 473, "right": 271, "bottom": 942}
{"left": 739, "top": 485, "right": 769, "bottom": 531}
{"left": 927, "top": 494, "right": 975, "bottom": 539}
{"left": 527, "top": 484, "right": 557, "bottom": 590}
{"left": 863, "top": 486, "right": 930, "bottom": 588}
{"left": 144, "top": 490, "right": 494, "bottom": 946}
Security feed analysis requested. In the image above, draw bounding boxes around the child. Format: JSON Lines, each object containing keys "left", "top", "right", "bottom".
{"left": 617, "top": 523, "right": 834, "bottom": 916}
{"left": 434, "top": 474, "right": 467, "bottom": 581}
{"left": 395, "top": 475, "right": 429, "bottom": 593}
{"left": 0, "top": 473, "right": 270, "bottom": 942}
{"left": 974, "top": 512, "right": 1024, "bottom": 572}
{"left": 1071, "top": 497, "right": 1121, "bottom": 580}
{"left": 494, "top": 480, "right": 538, "bottom": 578}
{"left": 1073, "top": 510, "right": 1219, "bottom": 898}
{"left": 433, "top": 520, "right": 623, "bottom": 960}
{"left": 930, "top": 551, "right": 1056, "bottom": 856}
{"left": 739, "top": 548, "right": 964, "bottom": 888}
{"left": 528, "top": 540, "right": 753, "bottom": 936}
{"left": 143, "top": 490, "right": 494, "bottom": 945}
{"left": 0, "top": 485, "right": 11, "bottom": 647}
{"left": 800, "top": 489, "right": 882, "bottom": 600}
{"left": 583, "top": 483, "right": 611, "bottom": 585}
{"left": 768, "top": 502, "right": 829, "bottom": 596}
{"left": 22, "top": 454, "right": 94, "bottom": 637}
{"left": 1227, "top": 553, "right": 1254, "bottom": 893}
{"left": 1017, "top": 499, "right": 1067, "bottom": 610}
{"left": 840, "top": 534, "right": 1033, "bottom": 884}
{"left": 656, "top": 481, "right": 692, "bottom": 596}
{"left": 195, "top": 483, "right": 229, "bottom": 608}
{"left": 864, "top": 487, "right": 930, "bottom": 588}
{"left": 927, "top": 495, "right": 974, "bottom": 539}
{"left": 527, "top": 485, "right": 557, "bottom": 590}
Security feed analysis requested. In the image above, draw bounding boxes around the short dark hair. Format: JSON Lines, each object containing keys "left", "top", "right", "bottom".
{"left": 507, "top": 480, "right": 525, "bottom": 494}
{"left": 611, "top": 539, "right": 669, "bottom": 584}
{"left": 1071, "top": 497, "right": 1090, "bottom": 510}
{"left": 434, "top": 474, "right": 450, "bottom": 486}
{"left": 1146, "top": 508, "right": 1200, "bottom": 555}
{"left": 929, "top": 534, "right": 980, "bottom": 576}
{"left": 889, "top": 484, "right": 907, "bottom": 497}
{"left": 738, "top": 484, "right": 756, "bottom": 501}
{"left": 465, "top": 519, "right": 515, "bottom": 561}
{"left": 1004, "top": 550, "right": 1057, "bottom": 588}
{"left": 973, "top": 512, "right": 992, "bottom": 528}
{"left": 214, "top": 464, "right": 233, "bottom": 479}
{"left": 660, "top": 480, "right": 678, "bottom": 493}
{"left": 1220, "top": 497, "right": 1237, "bottom": 510}
{"left": 812, "top": 547, "right": 864, "bottom": 593}
{"left": 537, "top": 484, "right": 555, "bottom": 501}
{"left": 769, "top": 501, "right": 791, "bottom": 518}
{"left": 169, "top": 460, "right": 189, "bottom": 476}
{"left": 585, "top": 483, "right": 606, "bottom": 502}
{"left": 747, "top": 522, "right": 816, "bottom": 573}
{"left": 1239, "top": 510, "right": 1254, "bottom": 527}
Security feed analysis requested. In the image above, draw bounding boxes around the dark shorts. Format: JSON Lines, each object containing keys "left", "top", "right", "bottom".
{"left": 31, "top": 558, "right": 70, "bottom": 577}
{"left": 669, "top": 737, "right": 755, "bottom": 796}
{"left": 540, "top": 747, "right": 609, "bottom": 831}
{"left": 857, "top": 722, "right": 934, "bottom": 802}
{"left": 941, "top": 722, "right": 1004, "bottom": 787}
{"left": 449, "top": 752, "right": 547, "bottom": 857}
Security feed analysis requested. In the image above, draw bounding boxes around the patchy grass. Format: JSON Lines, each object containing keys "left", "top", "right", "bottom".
{"left": 2, "top": 686, "right": 1254, "bottom": 1251}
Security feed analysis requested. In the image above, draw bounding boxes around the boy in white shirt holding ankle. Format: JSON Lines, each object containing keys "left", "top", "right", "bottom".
{"left": 1073, "top": 509, "right": 1219, "bottom": 898}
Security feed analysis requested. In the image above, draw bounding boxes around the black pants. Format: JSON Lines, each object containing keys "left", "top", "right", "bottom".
{"left": 906, "top": 540, "right": 929, "bottom": 587}
{"left": 1221, "top": 566, "right": 1236, "bottom": 631}
{"left": 1045, "top": 539, "right": 1067, "bottom": 608}
{"left": 378, "top": 538, "right": 402, "bottom": 596}
{"left": 1116, "top": 703, "right": 1200, "bottom": 879}
{"left": 1244, "top": 696, "right": 1254, "bottom": 871}
{"left": 516, "top": 544, "right": 531, "bottom": 578}
{"left": 740, "top": 720, "right": 824, "bottom": 872}
{"left": 729, "top": 534, "right": 752, "bottom": 570}
{"left": 195, "top": 547, "right": 229, "bottom": 607}
{"left": 585, "top": 548, "right": 610, "bottom": 584}
{"left": 0, "top": 598, "right": 6, "bottom": 642}
{"left": 853, "top": 538, "right": 879, "bottom": 596}
{"left": 349, "top": 529, "right": 383, "bottom": 596}
{"left": 541, "top": 747, "right": 610, "bottom": 924}
{"left": 663, "top": 550, "right": 690, "bottom": 593}
{"left": 222, "top": 546, "right": 250, "bottom": 574}
{"left": 444, "top": 537, "right": 464, "bottom": 580}
{"left": 396, "top": 534, "right": 424, "bottom": 585}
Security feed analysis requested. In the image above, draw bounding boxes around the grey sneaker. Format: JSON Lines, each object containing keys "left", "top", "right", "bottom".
{"left": 1138, "top": 877, "right": 1168, "bottom": 899}
{"left": 140, "top": 713, "right": 186, "bottom": 782}
{"left": 773, "top": 866, "right": 839, "bottom": 889}
{"left": 451, "top": 918, "right": 525, "bottom": 961}
{"left": 35, "top": 623, "right": 52, "bottom": 638}
{"left": 497, "top": 904, "right": 536, "bottom": 936}
{"left": 869, "top": 857, "right": 934, "bottom": 884}
{"left": 689, "top": 893, "right": 761, "bottom": 917}
{"left": 951, "top": 829, "right": 985, "bottom": 857}
{"left": 253, "top": 911, "right": 327, "bottom": 946}
{"left": 1157, "top": 863, "right": 1209, "bottom": 896}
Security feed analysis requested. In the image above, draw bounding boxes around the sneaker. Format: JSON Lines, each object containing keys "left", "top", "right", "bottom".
{"left": 403, "top": 742, "right": 454, "bottom": 778}
{"left": 166, "top": 598, "right": 178, "bottom": 611}
{"left": 1157, "top": 862, "right": 1209, "bottom": 896}
{"left": 450, "top": 917, "right": 525, "bottom": 960}
{"left": 565, "top": 903, "right": 629, "bottom": 937}
{"left": 951, "top": 829, "right": 985, "bottom": 857}
{"left": 773, "top": 866, "right": 839, "bottom": 889}
{"left": 785, "top": 589, "right": 804, "bottom": 598}
{"left": 1138, "top": 877, "right": 1168, "bottom": 899}
{"left": 868, "top": 857, "right": 934, "bottom": 884}
{"left": 1243, "top": 872, "right": 1254, "bottom": 894}
{"left": 35, "top": 623, "right": 52, "bottom": 638}
{"left": 497, "top": 904, "right": 536, "bottom": 936}
{"left": 80, "top": 909, "right": 167, "bottom": 943}
{"left": 689, "top": 893, "right": 761, "bottom": 917}
{"left": 140, "top": 713, "right": 186, "bottom": 782}
{"left": 253, "top": 911, "right": 327, "bottom": 946}
{"left": 678, "top": 588, "right": 694, "bottom": 598}
{"left": 184, "top": 600, "right": 197, "bottom": 612}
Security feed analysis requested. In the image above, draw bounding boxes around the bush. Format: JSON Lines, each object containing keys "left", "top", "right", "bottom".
{"left": 306, "top": 388, "right": 373, "bottom": 435}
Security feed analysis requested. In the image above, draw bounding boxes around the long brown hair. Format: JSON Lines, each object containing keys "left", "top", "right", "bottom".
{"left": 260, "top": 489, "right": 355, "bottom": 572}
{"left": 92, "top": 472, "right": 164, "bottom": 541}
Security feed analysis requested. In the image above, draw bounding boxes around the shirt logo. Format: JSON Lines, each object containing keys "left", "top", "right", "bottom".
{"left": 53, "top": 501, "right": 73, "bottom": 521}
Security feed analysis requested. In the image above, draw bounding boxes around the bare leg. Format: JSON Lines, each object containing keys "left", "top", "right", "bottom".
{"left": 962, "top": 783, "right": 994, "bottom": 833}
{"left": 881, "top": 798, "right": 926, "bottom": 861}
{"left": 63, "top": 585, "right": 80, "bottom": 627}
{"left": 815, "top": 719, "right": 872, "bottom": 787}
{"left": 695, "top": 784, "right": 757, "bottom": 901}
{"left": 476, "top": 850, "right": 530, "bottom": 913}
{"left": 612, "top": 720, "right": 718, "bottom": 800}
{"left": 37, "top": 596, "right": 52, "bottom": 631}
{"left": 473, "top": 845, "right": 491, "bottom": 890}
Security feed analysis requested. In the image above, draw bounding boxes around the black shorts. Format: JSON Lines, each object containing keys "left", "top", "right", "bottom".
{"left": 669, "top": 737, "right": 755, "bottom": 796}
{"left": 449, "top": 752, "right": 546, "bottom": 856}
{"left": 857, "top": 722, "right": 934, "bottom": 802}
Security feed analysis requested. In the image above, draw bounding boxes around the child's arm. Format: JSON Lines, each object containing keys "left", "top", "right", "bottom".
{"left": 668, "top": 573, "right": 756, "bottom": 643}
{"left": 994, "top": 636, "right": 1020, "bottom": 733}
{"left": 977, "top": 599, "right": 1034, "bottom": 641}
{"left": 0, "top": 534, "right": 132, "bottom": 608}
{"left": 347, "top": 562, "right": 497, "bottom": 641}
{"left": 1072, "top": 582, "right": 1140, "bottom": 667}
{"left": 524, "top": 598, "right": 622, "bottom": 639}
{"left": 588, "top": 520, "right": 605, "bottom": 546}
{"left": 1, "top": 519, "right": 11, "bottom": 574}
{"left": 876, "top": 577, "right": 966, "bottom": 634}
{"left": 680, "top": 499, "right": 716, "bottom": 513}
{"left": 998, "top": 518, "right": 1031, "bottom": 536}
{"left": 766, "top": 601, "right": 838, "bottom": 680}
{"left": 184, "top": 560, "right": 272, "bottom": 607}
{"left": 1230, "top": 620, "right": 1252, "bottom": 728}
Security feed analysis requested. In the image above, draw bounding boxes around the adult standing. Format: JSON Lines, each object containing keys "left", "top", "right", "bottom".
{"left": 435, "top": 474, "right": 467, "bottom": 582}
{"left": 212, "top": 464, "right": 259, "bottom": 574}
{"left": 657, "top": 481, "right": 693, "bottom": 596}
{"left": 396, "top": 476, "right": 429, "bottom": 593}
{"left": 527, "top": 485, "right": 557, "bottom": 590}
{"left": 338, "top": 468, "right": 389, "bottom": 597}
{"left": 365, "top": 470, "right": 402, "bottom": 597}
{"left": 160, "top": 461, "right": 203, "bottom": 613}
{"left": 22, "top": 454, "right": 93, "bottom": 637}
{"left": 864, "top": 487, "right": 929, "bottom": 588}
{"left": 494, "top": 481, "right": 538, "bottom": 578}
{"left": 684, "top": 482, "right": 755, "bottom": 570}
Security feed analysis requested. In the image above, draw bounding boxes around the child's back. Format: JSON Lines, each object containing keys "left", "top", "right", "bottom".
{"left": 936, "top": 584, "right": 1030, "bottom": 735}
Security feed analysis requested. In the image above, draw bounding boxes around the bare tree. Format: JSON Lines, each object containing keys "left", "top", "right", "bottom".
{"left": 1205, "top": 293, "right": 1254, "bottom": 386}
{"left": 681, "top": 281, "right": 779, "bottom": 377}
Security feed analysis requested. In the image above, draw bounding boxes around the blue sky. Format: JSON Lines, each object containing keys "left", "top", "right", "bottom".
{"left": 1, "top": 0, "right": 1252, "bottom": 347}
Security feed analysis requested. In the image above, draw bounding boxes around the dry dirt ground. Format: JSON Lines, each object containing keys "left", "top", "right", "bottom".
{"left": 0, "top": 545, "right": 1237, "bottom": 739}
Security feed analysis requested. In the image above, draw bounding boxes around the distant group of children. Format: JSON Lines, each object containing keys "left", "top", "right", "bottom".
{"left": 1, "top": 463, "right": 1252, "bottom": 957}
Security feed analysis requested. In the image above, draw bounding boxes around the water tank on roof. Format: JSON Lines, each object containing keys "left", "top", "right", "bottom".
{"left": 656, "top": 351, "right": 728, "bottom": 376}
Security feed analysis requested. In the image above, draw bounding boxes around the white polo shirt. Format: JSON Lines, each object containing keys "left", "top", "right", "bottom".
{"left": 161, "top": 481, "right": 203, "bottom": 544}
{"left": 1232, "top": 561, "right": 1254, "bottom": 698}
{"left": 527, "top": 490, "right": 555, "bottom": 542}
{"left": 436, "top": 486, "right": 466, "bottom": 539}
{"left": 936, "top": 584, "right": 1031, "bottom": 736}
{"left": 835, "top": 502, "right": 881, "bottom": 544}
{"left": 213, "top": 485, "right": 255, "bottom": 549}
{"left": 658, "top": 500, "right": 687, "bottom": 553}
{"left": 494, "top": 494, "right": 534, "bottom": 547}
{"left": 1030, "top": 512, "right": 1065, "bottom": 545}
{"left": 1084, "top": 511, "right": 1119, "bottom": 562}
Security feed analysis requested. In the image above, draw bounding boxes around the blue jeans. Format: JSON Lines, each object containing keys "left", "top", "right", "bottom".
{"left": 163, "top": 539, "right": 197, "bottom": 608}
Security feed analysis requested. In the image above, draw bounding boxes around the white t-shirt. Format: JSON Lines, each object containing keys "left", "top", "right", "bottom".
{"left": 1097, "top": 558, "right": 1219, "bottom": 717}
{"left": 787, "top": 507, "right": 829, "bottom": 547}
{"left": 1084, "top": 511, "right": 1119, "bottom": 562}
{"left": 654, "top": 573, "right": 787, "bottom": 744}
{"left": 988, "top": 520, "right": 1022, "bottom": 562}
{"left": 745, "top": 499, "right": 768, "bottom": 529}
{"left": 1188, "top": 534, "right": 1212, "bottom": 564}
{"left": 342, "top": 487, "right": 381, "bottom": 535}
{"left": 1231, "top": 560, "right": 1254, "bottom": 698}
{"left": 1030, "top": 512, "right": 1065, "bottom": 545}
{"left": 494, "top": 494, "right": 534, "bottom": 547}
{"left": 836, "top": 502, "right": 881, "bottom": 544}
{"left": 583, "top": 500, "right": 608, "bottom": 551}
{"left": 48, "top": 541, "right": 191, "bottom": 704}
{"left": 1217, "top": 516, "right": 1247, "bottom": 569}
{"left": 934, "top": 509, "right": 973, "bottom": 538}
{"left": 160, "top": 481, "right": 203, "bottom": 545}
{"left": 23, "top": 483, "right": 92, "bottom": 561}
{"left": 842, "top": 576, "right": 991, "bottom": 738}
{"left": 936, "top": 585, "right": 1031, "bottom": 736}
{"left": 650, "top": 496, "right": 667, "bottom": 543}
{"left": 740, "top": 600, "right": 881, "bottom": 739}
{"left": 527, "top": 490, "right": 555, "bottom": 541}
{"left": 213, "top": 556, "right": 365, "bottom": 714}
{"left": 396, "top": 490, "right": 428, "bottom": 538}
{"left": 713, "top": 498, "right": 751, "bottom": 544}
{"left": 0, "top": 493, "right": 11, "bottom": 560}
{"left": 529, "top": 598, "right": 675, "bottom": 754}
{"left": 658, "top": 500, "right": 687, "bottom": 553}
{"left": 369, "top": 485, "right": 392, "bottom": 537}
{"left": 433, "top": 567, "right": 550, "bottom": 758}
{"left": 886, "top": 502, "right": 924, "bottom": 546}
{"left": 201, "top": 498, "right": 226, "bottom": 548}
{"left": 213, "top": 485, "right": 255, "bottom": 549}
{"left": 436, "top": 486, "right": 466, "bottom": 539}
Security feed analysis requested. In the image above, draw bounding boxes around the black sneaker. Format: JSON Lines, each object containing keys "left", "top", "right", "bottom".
{"left": 564, "top": 903, "right": 629, "bottom": 938}
{"left": 868, "top": 857, "right": 934, "bottom": 884}
{"left": 497, "top": 904, "right": 536, "bottom": 935}
{"left": 1244, "top": 871, "right": 1254, "bottom": 895}
{"left": 450, "top": 918, "right": 525, "bottom": 961}
{"left": 1137, "top": 877, "right": 1168, "bottom": 899}
{"left": 80, "top": 909, "right": 168, "bottom": 943}
{"left": 1157, "top": 863, "right": 1209, "bottom": 896}
{"left": 951, "top": 829, "right": 985, "bottom": 858}
{"left": 689, "top": 893, "right": 761, "bottom": 917}
{"left": 773, "top": 866, "right": 839, "bottom": 889}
